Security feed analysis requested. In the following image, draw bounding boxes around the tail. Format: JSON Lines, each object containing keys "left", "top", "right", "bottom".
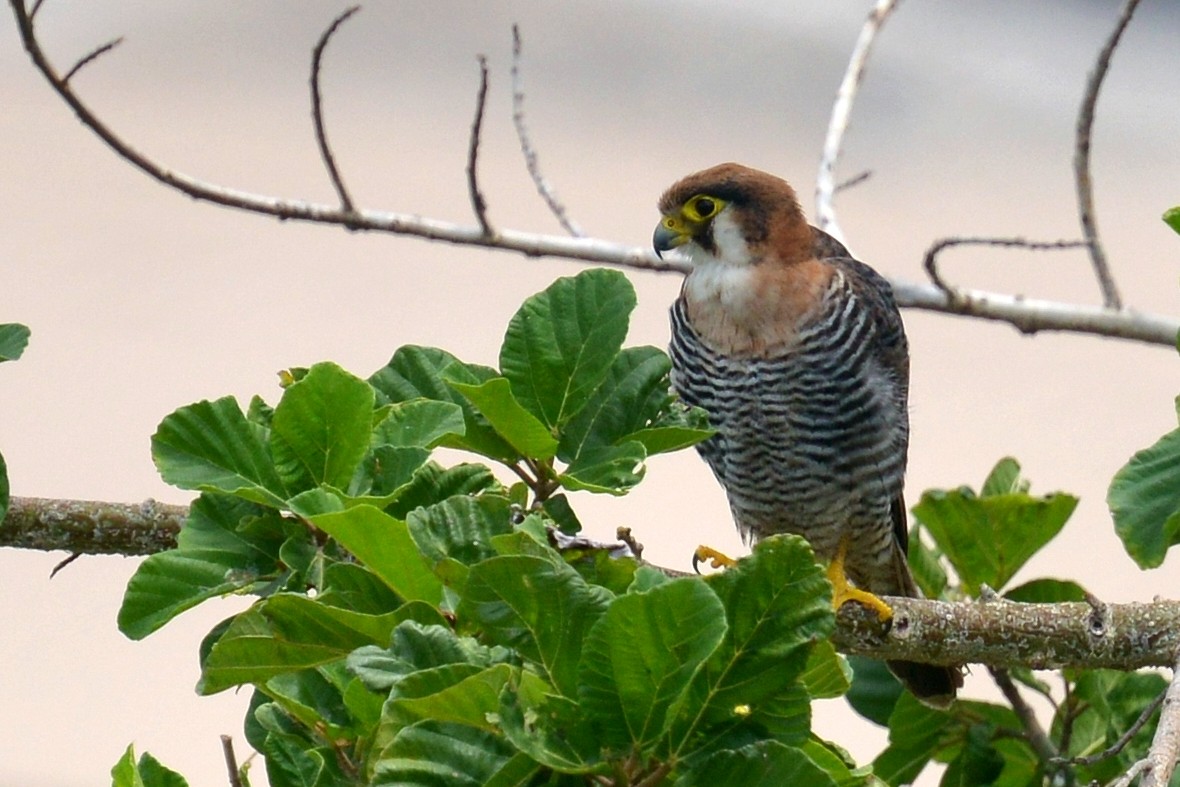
{"left": 886, "top": 659, "right": 962, "bottom": 709}
{"left": 885, "top": 530, "right": 963, "bottom": 708}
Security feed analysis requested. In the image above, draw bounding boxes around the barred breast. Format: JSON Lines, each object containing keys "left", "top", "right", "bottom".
{"left": 669, "top": 259, "right": 910, "bottom": 593}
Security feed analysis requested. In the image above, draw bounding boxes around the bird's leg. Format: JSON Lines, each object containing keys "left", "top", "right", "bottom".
{"left": 692, "top": 545, "right": 737, "bottom": 572}
{"left": 828, "top": 535, "right": 893, "bottom": 622}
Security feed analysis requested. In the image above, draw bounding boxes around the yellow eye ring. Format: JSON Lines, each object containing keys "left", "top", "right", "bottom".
{"left": 685, "top": 195, "right": 723, "bottom": 222}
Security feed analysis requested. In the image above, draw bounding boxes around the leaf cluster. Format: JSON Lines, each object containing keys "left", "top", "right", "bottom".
{"left": 114, "top": 271, "right": 858, "bottom": 786}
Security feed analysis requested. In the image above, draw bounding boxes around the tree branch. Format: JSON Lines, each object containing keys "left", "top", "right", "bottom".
{"left": 990, "top": 667, "right": 1059, "bottom": 763}
{"left": 1074, "top": 0, "right": 1141, "bottom": 310}
{"left": 0, "top": 496, "right": 183, "bottom": 555}
{"left": 1114, "top": 656, "right": 1180, "bottom": 787}
{"left": 922, "top": 236, "right": 1090, "bottom": 297}
{"left": 511, "top": 25, "right": 583, "bottom": 237}
{"left": 466, "top": 54, "right": 493, "bottom": 236}
{"left": 833, "top": 596, "right": 1180, "bottom": 671}
{"left": 310, "top": 5, "right": 360, "bottom": 214}
{"left": 814, "top": 0, "right": 901, "bottom": 246}
{"left": 8, "top": 0, "right": 1179, "bottom": 351}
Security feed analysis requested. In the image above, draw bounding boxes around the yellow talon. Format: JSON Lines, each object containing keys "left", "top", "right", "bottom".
{"left": 828, "top": 536, "right": 893, "bottom": 622}
{"left": 692, "top": 545, "right": 737, "bottom": 573}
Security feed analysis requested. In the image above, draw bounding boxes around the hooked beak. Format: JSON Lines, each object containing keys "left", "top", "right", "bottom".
{"left": 653, "top": 215, "right": 691, "bottom": 258}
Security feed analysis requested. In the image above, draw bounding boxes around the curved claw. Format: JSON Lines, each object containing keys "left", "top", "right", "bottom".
{"left": 692, "top": 545, "right": 738, "bottom": 573}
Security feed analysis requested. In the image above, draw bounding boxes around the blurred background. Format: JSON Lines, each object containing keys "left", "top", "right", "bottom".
{"left": 3, "top": 1, "right": 1178, "bottom": 784}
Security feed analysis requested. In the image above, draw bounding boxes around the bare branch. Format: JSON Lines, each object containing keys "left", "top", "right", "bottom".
{"left": 0, "top": 496, "right": 183, "bottom": 555}
{"left": 1053, "top": 688, "right": 1165, "bottom": 768}
{"left": 467, "top": 55, "right": 493, "bottom": 236}
{"left": 62, "top": 37, "right": 122, "bottom": 84}
{"left": 991, "top": 667, "right": 1059, "bottom": 765}
{"left": 891, "top": 278, "right": 1176, "bottom": 345}
{"left": 1114, "top": 657, "right": 1180, "bottom": 787}
{"left": 28, "top": 0, "right": 45, "bottom": 21}
{"left": 922, "top": 236, "right": 1089, "bottom": 296}
{"left": 511, "top": 25, "right": 583, "bottom": 237}
{"left": 221, "top": 735, "right": 243, "bottom": 787}
{"left": 1074, "top": 0, "right": 1141, "bottom": 310}
{"left": 310, "top": 5, "right": 360, "bottom": 214}
{"left": 9, "top": 1, "right": 1179, "bottom": 349}
{"left": 815, "top": 0, "right": 901, "bottom": 245}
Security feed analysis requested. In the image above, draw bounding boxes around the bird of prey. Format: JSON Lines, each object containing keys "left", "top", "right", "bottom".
{"left": 654, "top": 162, "right": 960, "bottom": 707}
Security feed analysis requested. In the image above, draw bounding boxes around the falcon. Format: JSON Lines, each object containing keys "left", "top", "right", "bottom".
{"left": 654, "top": 162, "right": 960, "bottom": 707}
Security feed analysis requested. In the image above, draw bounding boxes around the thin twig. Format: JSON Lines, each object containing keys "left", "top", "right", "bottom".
{"left": 1053, "top": 689, "right": 1165, "bottom": 768}
{"left": 9, "top": 1, "right": 1179, "bottom": 348}
{"left": 62, "top": 37, "right": 122, "bottom": 84}
{"left": 467, "top": 55, "right": 493, "bottom": 236}
{"left": 922, "top": 236, "right": 1089, "bottom": 297}
{"left": 221, "top": 735, "right": 243, "bottom": 787}
{"left": 511, "top": 25, "right": 583, "bottom": 237}
{"left": 29, "top": 0, "right": 46, "bottom": 21}
{"left": 991, "top": 667, "right": 1059, "bottom": 765}
{"left": 814, "top": 0, "right": 901, "bottom": 246}
{"left": 833, "top": 169, "right": 872, "bottom": 194}
{"left": 1125, "top": 657, "right": 1180, "bottom": 787}
{"left": 49, "top": 552, "right": 82, "bottom": 577}
{"left": 310, "top": 5, "right": 360, "bottom": 214}
{"left": 1074, "top": 0, "right": 1141, "bottom": 310}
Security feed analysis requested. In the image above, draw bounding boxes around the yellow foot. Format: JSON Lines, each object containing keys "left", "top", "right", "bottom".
{"left": 692, "top": 545, "right": 737, "bottom": 573}
{"left": 827, "top": 536, "right": 893, "bottom": 622}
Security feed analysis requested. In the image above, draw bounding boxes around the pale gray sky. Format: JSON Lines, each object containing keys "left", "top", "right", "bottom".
{"left": 3, "top": 1, "right": 1178, "bottom": 784}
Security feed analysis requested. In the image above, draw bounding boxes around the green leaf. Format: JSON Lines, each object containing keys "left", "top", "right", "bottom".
{"left": 385, "top": 663, "right": 514, "bottom": 731}
{"left": 311, "top": 506, "right": 443, "bottom": 605}
{"left": 980, "top": 457, "right": 1029, "bottom": 496}
{"left": 262, "top": 732, "right": 327, "bottom": 787}
{"left": 351, "top": 445, "right": 431, "bottom": 502}
{"left": 680, "top": 741, "right": 837, "bottom": 787}
{"left": 1164, "top": 206, "right": 1180, "bottom": 236}
{"left": 799, "top": 642, "right": 852, "bottom": 700}
{"left": 369, "top": 345, "right": 514, "bottom": 460}
{"left": 407, "top": 495, "right": 515, "bottom": 567}
{"left": 845, "top": 656, "right": 903, "bottom": 727}
{"left": 558, "top": 441, "right": 646, "bottom": 495}
{"left": 914, "top": 474, "right": 1077, "bottom": 594}
{"left": 371, "top": 399, "right": 466, "bottom": 449}
{"left": 497, "top": 689, "right": 599, "bottom": 774}
{"left": 1003, "top": 577, "right": 1087, "bottom": 603}
{"left": 460, "top": 554, "right": 612, "bottom": 696}
{"left": 152, "top": 396, "right": 288, "bottom": 507}
{"left": 385, "top": 462, "right": 500, "bottom": 520}
{"left": 200, "top": 596, "right": 398, "bottom": 694}
{"left": 907, "top": 525, "right": 948, "bottom": 600}
{"left": 318, "top": 562, "right": 403, "bottom": 614}
{"left": 372, "top": 721, "right": 532, "bottom": 786}
{"left": 687, "top": 535, "right": 833, "bottom": 742}
{"left": 0, "top": 323, "right": 30, "bottom": 362}
{"left": 265, "top": 668, "right": 353, "bottom": 739}
{"left": 118, "top": 548, "right": 269, "bottom": 640}
{"left": 499, "top": 268, "right": 636, "bottom": 429}
{"left": 269, "top": 361, "right": 375, "bottom": 492}
{"left": 1109, "top": 426, "right": 1180, "bottom": 568}
{"left": 449, "top": 377, "right": 559, "bottom": 459}
{"left": 558, "top": 345, "right": 711, "bottom": 460}
{"left": 578, "top": 576, "right": 726, "bottom": 749}
{"left": 873, "top": 692, "right": 950, "bottom": 786}
{"left": 111, "top": 744, "right": 190, "bottom": 787}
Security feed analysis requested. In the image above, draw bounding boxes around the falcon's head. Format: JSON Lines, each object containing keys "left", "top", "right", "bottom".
{"left": 653, "top": 163, "right": 812, "bottom": 268}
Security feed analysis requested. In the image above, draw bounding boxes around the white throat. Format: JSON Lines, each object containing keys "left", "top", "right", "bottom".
{"left": 681, "top": 210, "right": 760, "bottom": 320}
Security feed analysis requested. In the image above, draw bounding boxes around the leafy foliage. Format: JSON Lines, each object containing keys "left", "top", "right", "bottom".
{"left": 113, "top": 271, "right": 1180, "bottom": 786}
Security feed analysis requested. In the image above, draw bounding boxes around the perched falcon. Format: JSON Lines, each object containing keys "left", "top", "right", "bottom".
{"left": 654, "top": 162, "right": 960, "bottom": 707}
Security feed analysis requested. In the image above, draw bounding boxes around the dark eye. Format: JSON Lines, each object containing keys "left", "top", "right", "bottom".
{"left": 694, "top": 197, "right": 716, "bottom": 217}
